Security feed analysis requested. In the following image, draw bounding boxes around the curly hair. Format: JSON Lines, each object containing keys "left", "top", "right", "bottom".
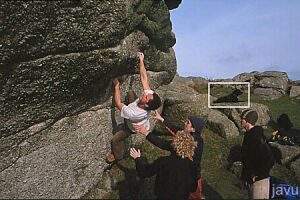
{"left": 171, "top": 130, "right": 197, "bottom": 158}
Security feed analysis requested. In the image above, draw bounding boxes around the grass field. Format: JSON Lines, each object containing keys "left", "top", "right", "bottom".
{"left": 250, "top": 94, "right": 300, "bottom": 130}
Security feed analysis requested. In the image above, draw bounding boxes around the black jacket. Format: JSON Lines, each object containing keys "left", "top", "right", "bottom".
{"left": 146, "top": 119, "right": 204, "bottom": 178}
{"left": 135, "top": 155, "right": 197, "bottom": 200}
{"left": 241, "top": 126, "right": 275, "bottom": 183}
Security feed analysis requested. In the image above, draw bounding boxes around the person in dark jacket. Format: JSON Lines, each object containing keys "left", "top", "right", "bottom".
{"left": 130, "top": 131, "right": 198, "bottom": 200}
{"left": 240, "top": 109, "right": 275, "bottom": 199}
{"left": 133, "top": 111, "right": 205, "bottom": 199}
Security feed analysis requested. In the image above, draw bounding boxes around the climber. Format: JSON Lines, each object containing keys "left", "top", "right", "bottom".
{"left": 106, "top": 52, "right": 162, "bottom": 163}
{"left": 130, "top": 131, "right": 198, "bottom": 200}
{"left": 133, "top": 111, "right": 206, "bottom": 199}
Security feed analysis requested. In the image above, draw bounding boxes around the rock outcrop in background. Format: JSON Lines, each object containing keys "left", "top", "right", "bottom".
{"left": 290, "top": 85, "right": 300, "bottom": 98}
{"left": 0, "top": 0, "right": 180, "bottom": 198}
{"left": 233, "top": 71, "right": 289, "bottom": 100}
{"left": 157, "top": 75, "right": 273, "bottom": 138}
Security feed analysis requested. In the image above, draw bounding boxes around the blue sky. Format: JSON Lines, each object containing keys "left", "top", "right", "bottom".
{"left": 170, "top": 0, "right": 300, "bottom": 80}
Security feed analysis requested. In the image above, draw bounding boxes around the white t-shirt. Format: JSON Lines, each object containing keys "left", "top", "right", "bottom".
{"left": 121, "top": 90, "right": 154, "bottom": 132}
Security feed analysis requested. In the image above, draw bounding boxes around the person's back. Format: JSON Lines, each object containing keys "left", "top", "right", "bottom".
{"left": 131, "top": 130, "right": 198, "bottom": 200}
{"left": 243, "top": 126, "right": 274, "bottom": 179}
{"left": 137, "top": 155, "right": 197, "bottom": 200}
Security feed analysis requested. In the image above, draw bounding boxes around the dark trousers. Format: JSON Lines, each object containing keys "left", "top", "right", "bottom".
{"left": 111, "top": 90, "right": 137, "bottom": 160}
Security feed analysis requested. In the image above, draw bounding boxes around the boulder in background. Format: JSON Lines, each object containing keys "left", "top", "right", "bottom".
{"left": 207, "top": 110, "right": 240, "bottom": 138}
{"left": 289, "top": 85, "right": 300, "bottom": 98}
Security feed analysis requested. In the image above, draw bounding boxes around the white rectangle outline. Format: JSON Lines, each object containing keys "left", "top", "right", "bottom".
{"left": 208, "top": 82, "right": 250, "bottom": 108}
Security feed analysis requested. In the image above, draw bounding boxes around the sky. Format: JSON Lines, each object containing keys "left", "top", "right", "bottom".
{"left": 170, "top": 0, "right": 300, "bottom": 80}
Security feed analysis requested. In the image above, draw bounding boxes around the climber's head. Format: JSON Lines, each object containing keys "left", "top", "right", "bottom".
{"left": 139, "top": 92, "right": 161, "bottom": 110}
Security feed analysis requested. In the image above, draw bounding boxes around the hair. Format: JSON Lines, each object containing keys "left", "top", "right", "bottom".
{"left": 171, "top": 130, "right": 197, "bottom": 159}
{"left": 145, "top": 92, "right": 161, "bottom": 110}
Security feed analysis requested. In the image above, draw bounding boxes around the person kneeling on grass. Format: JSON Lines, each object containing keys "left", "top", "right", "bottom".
{"left": 130, "top": 131, "right": 198, "bottom": 200}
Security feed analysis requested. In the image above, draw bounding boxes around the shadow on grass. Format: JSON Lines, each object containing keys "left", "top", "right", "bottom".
{"left": 114, "top": 160, "right": 225, "bottom": 199}
{"left": 203, "top": 180, "right": 223, "bottom": 199}
{"left": 114, "top": 162, "right": 143, "bottom": 199}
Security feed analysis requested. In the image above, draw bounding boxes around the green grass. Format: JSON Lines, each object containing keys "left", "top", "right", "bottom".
{"left": 191, "top": 84, "right": 250, "bottom": 103}
{"left": 251, "top": 94, "right": 300, "bottom": 130}
{"left": 201, "top": 130, "right": 248, "bottom": 199}
{"left": 191, "top": 83, "right": 208, "bottom": 94}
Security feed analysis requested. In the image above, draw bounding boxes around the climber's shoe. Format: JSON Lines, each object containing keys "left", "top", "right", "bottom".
{"left": 106, "top": 153, "right": 116, "bottom": 164}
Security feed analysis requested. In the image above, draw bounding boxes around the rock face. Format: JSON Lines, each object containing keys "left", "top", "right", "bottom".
{"left": 158, "top": 75, "right": 210, "bottom": 127}
{"left": 253, "top": 88, "right": 283, "bottom": 100}
{"left": 290, "top": 158, "right": 300, "bottom": 183}
{"left": 253, "top": 71, "right": 289, "bottom": 100}
{"left": 255, "top": 71, "right": 289, "bottom": 92}
{"left": 164, "top": 0, "right": 182, "bottom": 9}
{"left": 0, "top": 0, "right": 177, "bottom": 139}
{"left": 268, "top": 142, "right": 300, "bottom": 165}
{"left": 0, "top": 0, "right": 179, "bottom": 198}
{"left": 0, "top": 107, "right": 113, "bottom": 198}
{"left": 187, "top": 76, "right": 209, "bottom": 86}
{"left": 269, "top": 143, "right": 300, "bottom": 183}
{"left": 233, "top": 71, "right": 258, "bottom": 85}
{"left": 234, "top": 71, "right": 289, "bottom": 100}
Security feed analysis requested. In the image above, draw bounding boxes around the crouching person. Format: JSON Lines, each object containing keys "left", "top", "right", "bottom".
{"left": 130, "top": 131, "right": 198, "bottom": 200}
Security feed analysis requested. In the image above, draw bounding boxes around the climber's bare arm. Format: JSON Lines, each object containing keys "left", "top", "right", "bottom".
{"left": 138, "top": 52, "right": 151, "bottom": 90}
{"left": 113, "top": 79, "right": 125, "bottom": 110}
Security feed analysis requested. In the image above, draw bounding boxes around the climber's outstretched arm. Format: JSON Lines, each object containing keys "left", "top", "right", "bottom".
{"left": 113, "top": 79, "right": 125, "bottom": 110}
{"left": 138, "top": 52, "right": 151, "bottom": 90}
